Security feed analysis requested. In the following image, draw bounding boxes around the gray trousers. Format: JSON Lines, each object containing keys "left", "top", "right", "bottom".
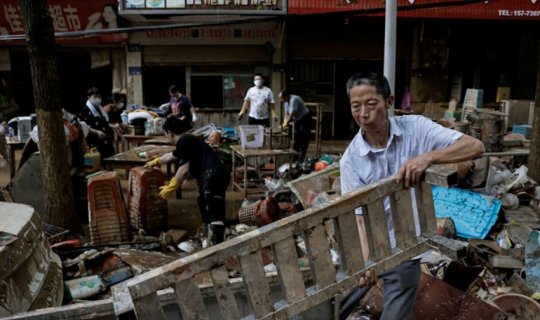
{"left": 379, "top": 258, "right": 421, "bottom": 320}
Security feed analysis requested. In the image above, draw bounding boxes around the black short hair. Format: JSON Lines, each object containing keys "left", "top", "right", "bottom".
{"left": 253, "top": 72, "right": 264, "bottom": 79}
{"left": 109, "top": 92, "right": 126, "bottom": 104}
{"left": 87, "top": 87, "right": 101, "bottom": 97}
{"left": 163, "top": 117, "right": 192, "bottom": 135}
{"left": 169, "top": 85, "right": 180, "bottom": 94}
{"left": 280, "top": 89, "right": 291, "bottom": 98}
{"left": 346, "top": 71, "right": 391, "bottom": 99}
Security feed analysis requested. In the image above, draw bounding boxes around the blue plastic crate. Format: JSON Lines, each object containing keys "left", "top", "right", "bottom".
{"left": 512, "top": 124, "right": 532, "bottom": 139}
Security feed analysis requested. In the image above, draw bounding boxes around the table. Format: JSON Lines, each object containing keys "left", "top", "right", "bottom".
{"left": 121, "top": 135, "right": 156, "bottom": 151}
{"left": 6, "top": 138, "right": 26, "bottom": 178}
{"left": 143, "top": 136, "right": 171, "bottom": 146}
{"left": 104, "top": 144, "right": 175, "bottom": 172}
{"left": 230, "top": 144, "right": 298, "bottom": 198}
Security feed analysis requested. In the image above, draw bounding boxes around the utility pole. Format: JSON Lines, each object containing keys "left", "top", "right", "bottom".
{"left": 384, "top": 0, "right": 397, "bottom": 116}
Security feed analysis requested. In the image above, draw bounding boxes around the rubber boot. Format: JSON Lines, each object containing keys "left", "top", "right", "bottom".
{"left": 208, "top": 224, "right": 225, "bottom": 245}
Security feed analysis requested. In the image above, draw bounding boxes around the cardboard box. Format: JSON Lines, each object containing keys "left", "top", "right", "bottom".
{"left": 496, "top": 87, "right": 511, "bottom": 102}
{"left": 463, "top": 89, "right": 484, "bottom": 108}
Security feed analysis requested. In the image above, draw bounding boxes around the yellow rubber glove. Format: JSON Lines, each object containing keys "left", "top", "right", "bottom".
{"left": 281, "top": 120, "right": 288, "bottom": 129}
{"left": 159, "top": 177, "right": 180, "bottom": 199}
{"left": 144, "top": 157, "right": 160, "bottom": 168}
{"left": 237, "top": 111, "right": 244, "bottom": 121}
{"left": 272, "top": 110, "right": 278, "bottom": 122}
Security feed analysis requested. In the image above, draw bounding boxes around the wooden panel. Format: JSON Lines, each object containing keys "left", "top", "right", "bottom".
{"left": 210, "top": 266, "right": 241, "bottom": 320}
{"left": 390, "top": 189, "right": 417, "bottom": 249}
{"left": 415, "top": 182, "right": 437, "bottom": 235}
{"left": 133, "top": 293, "right": 166, "bottom": 320}
{"left": 365, "top": 199, "right": 392, "bottom": 261}
{"left": 305, "top": 224, "right": 335, "bottom": 289}
{"left": 260, "top": 241, "right": 431, "bottom": 320}
{"left": 272, "top": 237, "right": 306, "bottom": 303}
{"left": 334, "top": 212, "right": 364, "bottom": 275}
{"left": 174, "top": 278, "right": 209, "bottom": 320}
{"left": 240, "top": 251, "right": 273, "bottom": 317}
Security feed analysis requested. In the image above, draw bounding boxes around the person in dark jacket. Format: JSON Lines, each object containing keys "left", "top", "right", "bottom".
{"left": 144, "top": 117, "right": 230, "bottom": 245}
{"left": 79, "top": 87, "right": 115, "bottom": 160}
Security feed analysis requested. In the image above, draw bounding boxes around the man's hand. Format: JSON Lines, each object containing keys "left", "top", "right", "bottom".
{"left": 358, "top": 268, "right": 377, "bottom": 287}
{"left": 144, "top": 157, "right": 160, "bottom": 168}
{"left": 396, "top": 154, "right": 433, "bottom": 188}
{"left": 272, "top": 110, "right": 279, "bottom": 122}
{"left": 237, "top": 111, "right": 244, "bottom": 121}
{"left": 159, "top": 177, "right": 180, "bottom": 199}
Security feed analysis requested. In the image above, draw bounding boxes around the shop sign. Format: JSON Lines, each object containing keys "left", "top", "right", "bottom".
{"left": 0, "top": 0, "right": 127, "bottom": 44}
{"left": 289, "top": 0, "right": 540, "bottom": 20}
{"left": 120, "top": 0, "right": 287, "bottom": 15}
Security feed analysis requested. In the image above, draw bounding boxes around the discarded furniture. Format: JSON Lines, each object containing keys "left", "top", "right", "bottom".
{"left": 5, "top": 137, "right": 25, "bottom": 178}
{"left": 103, "top": 144, "right": 175, "bottom": 172}
{"left": 305, "top": 102, "right": 323, "bottom": 157}
{"left": 87, "top": 171, "right": 130, "bottom": 244}
{"left": 0, "top": 202, "right": 63, "bottom": 316}
{"left": 230, "top": 144, "right": 298, "bottom": 197}
{"left": 111, "top": 172, "right": 442, "bottom": 319}
{"left": 5, "top": 168, "right": 453, "bottom": 319}
{"left": 128, "top": 167, "right": 168, "bottom": 232}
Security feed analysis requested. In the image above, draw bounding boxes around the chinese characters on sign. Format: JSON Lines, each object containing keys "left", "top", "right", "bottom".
{"left": 2, "top": 3, "right": 82, "bottom": 34}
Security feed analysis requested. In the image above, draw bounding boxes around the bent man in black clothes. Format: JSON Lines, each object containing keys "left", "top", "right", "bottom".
{"left": 144, "top": 117, "right": 230, "bottom": 245}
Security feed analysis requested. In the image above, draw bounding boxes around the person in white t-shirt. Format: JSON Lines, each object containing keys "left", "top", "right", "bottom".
{"left": 238, "top": 73, "right": 277, "bottom": 127}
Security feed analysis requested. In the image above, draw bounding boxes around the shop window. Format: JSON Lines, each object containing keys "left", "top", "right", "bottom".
{"left": 191, "top": 74, "right": 252, "bottom": 110}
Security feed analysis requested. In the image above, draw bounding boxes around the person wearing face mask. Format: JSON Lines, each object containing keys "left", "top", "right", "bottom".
{"left": 103, "top": 92, "right": 127, "bottom": 149}
{"left": 79, "top": 87, "right": 116, "bottom": 160}
{"left": 238, "top": 73, "right": 277, "bottom": 127}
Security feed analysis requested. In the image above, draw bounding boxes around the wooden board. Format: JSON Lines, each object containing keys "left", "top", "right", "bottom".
{"left": 390, "top": 189, "right": 417, "bottom": 249}
{"left": 334, "top": 212, "right": 364, "bottom": 275}
{"left": 272, "top": 237, "right": 306, "bottom": 303}
{"left": 240, "top": 251, "right": 273, "bottom": 318}
{"left": 174, "top": 278, "right": 209, "bottom": 320}
{"left": 365, "top": 199, "right": 392, "bottom": 261}
{"left": 210, "top": 266, "right": 241, "bottom": 320}
{"left": 305, "top": 224, "right": 335, "bottom": 289}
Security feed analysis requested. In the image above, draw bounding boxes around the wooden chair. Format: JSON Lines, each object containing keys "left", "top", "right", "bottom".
{"left": 305, "top": 102, "right": 323, "bottom": 157}
{"left": 111, "top": 171, "right": 448, "bottom": 320}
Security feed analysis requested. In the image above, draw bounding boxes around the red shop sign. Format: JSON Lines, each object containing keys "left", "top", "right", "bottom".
{"left": 0, "top": 0, "right": 127, "bottom": 45}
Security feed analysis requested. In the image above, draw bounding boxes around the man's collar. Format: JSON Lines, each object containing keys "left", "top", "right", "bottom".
{"left": 357, "top": 117, "right": 402, "bottom": 156}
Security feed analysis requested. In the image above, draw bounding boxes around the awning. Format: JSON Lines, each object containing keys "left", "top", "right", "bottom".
{"left": 288, "top": 0, "right": 540, "bottom": 20}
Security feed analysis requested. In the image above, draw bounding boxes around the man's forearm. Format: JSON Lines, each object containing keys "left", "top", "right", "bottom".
{"left": 428, "top": 135, "right": 485, "bottom": 164}
{"left": 159, "top": 152, "right": 177, "bottom": 164}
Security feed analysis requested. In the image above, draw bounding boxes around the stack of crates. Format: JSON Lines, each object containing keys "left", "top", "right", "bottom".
{"left": 87, "top": 171, "right": 129, "bottom": 244}
{"left": 128, "top": 167, "right": 168, "bottom": 232}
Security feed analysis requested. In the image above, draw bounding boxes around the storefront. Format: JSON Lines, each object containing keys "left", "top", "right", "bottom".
{"left": 0, "top": 0, "right": 127, "bottom": 118}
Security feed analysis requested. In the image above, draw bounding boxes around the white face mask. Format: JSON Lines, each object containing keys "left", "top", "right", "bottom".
{"left": 254, "top": 79, "right": 262, "bottom": 87}
{"left": 117, "top": 102, "right": 124, "bottom": 108}
{"left": 91, "top": 97, "right": 102, "bottom": 106}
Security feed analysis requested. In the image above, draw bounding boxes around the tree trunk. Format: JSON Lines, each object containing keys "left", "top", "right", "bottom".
{"left": 19, "top": 0, "right": 75, "bottom": 228}
{"left": 529, "top": 40, "right": 540, "bottom": 182}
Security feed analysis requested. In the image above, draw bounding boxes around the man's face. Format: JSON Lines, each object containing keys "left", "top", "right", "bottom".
{"left": 254, "top": 76, "right": 263, "bottom": 88}
{"left": 349, "top": 84, "right": 393, "bottom": 131}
